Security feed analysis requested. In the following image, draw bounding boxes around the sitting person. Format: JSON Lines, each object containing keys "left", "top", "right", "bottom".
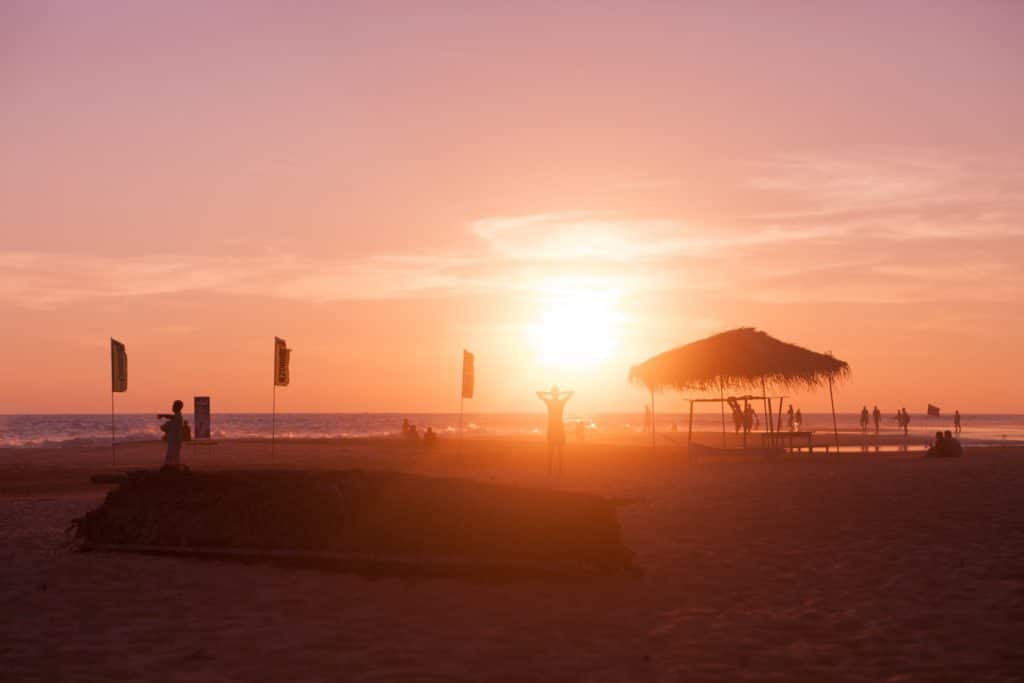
{"left": 423, "top": 426, "right": 437, "bottom": 449}
{"left": 405, "top": 424, "right": 419, "bottom": 442}
{"left": 943, "top": 430, "right": 963, "bottom": 457}
{"left": 926, "top": 430, "right": 963, "bottom": 457}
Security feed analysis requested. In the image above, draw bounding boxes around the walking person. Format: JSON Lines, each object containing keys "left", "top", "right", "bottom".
{"left": 859, "top": 406, "right": 870, "bottom": 434}
{"left": 872, "top": 405, "right": 881, "bottom": 435}
{"left": 900, "top": 408, "right": 910, "bottom": 436}
{"left": 954, "top": 409, "right": 962, "bottom": 435}
{"left": 158, "top": 400, "right": 185, "bottom": 470}
{"left": 537, "top": 385, "right": 574, "bottom": 476}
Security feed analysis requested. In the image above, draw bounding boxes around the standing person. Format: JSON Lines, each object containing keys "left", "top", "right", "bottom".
{"left": 794, "top": 408, "right": 803, "bottom": 432}
{"left": 901, "top": 408, "right": 910, "bottom": 436}
{"left": 158, "top": 400, "right": 185, "bottom": 470}
{"left": 872, "top": 405, "right": 882, "bottom": 435}
{"left": 954, "top": 409, "right": 962, "bottom": 434}
{"left": 786, "top": 405, "right": 795, "bottom": 432}
{"left": 537, "top": 385, "right": 574, "bottom": 476}
{"left": 743, "top": 404, "right": 756, "bottom": 434}
{"left": 859, "top": 406, "right": 870, "bottom": 433}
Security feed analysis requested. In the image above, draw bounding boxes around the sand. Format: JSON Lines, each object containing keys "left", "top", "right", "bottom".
{"left": 2, "top": 437, "right": 1024, "bottom": 681}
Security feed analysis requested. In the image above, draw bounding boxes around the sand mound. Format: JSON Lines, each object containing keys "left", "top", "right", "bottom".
{"left": 74, "top": 469, "right": 633, "bottom": 575}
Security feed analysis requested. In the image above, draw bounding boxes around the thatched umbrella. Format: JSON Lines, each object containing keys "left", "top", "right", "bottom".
{"left": 628, "top": 328, "right": 849, "bottom": 451}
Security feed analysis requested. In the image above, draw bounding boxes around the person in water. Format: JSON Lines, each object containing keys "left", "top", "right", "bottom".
{"left": 537, "top": 385, "right": 574, "bottom": 476}
{"left": 158, "top": 400, "right": 185, "bottom": 469}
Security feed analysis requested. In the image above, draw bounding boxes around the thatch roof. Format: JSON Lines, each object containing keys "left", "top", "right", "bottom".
{"left": 628, "top": 327, "right": 849, "bottom": 392}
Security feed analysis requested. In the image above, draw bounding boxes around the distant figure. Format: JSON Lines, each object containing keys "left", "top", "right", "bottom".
{"left": 576, "top": 420, "right": 585, "bottom": 443}
{"left": 872, "top": 405, "right": 881, "bottom": 435}
{"left": 927, "top": 430, "right": 963, "bottom": 457}
{"left": 786, "top": 405, "right": 795, "bottom": 432}
{"left": 537, "top": 385, "right": 574, "bottom": 475}
{"left": 401, "top": 418, "right": 411, "bottom": 436}
{"left": 728, "top": 398, "right": 743, "bottom": 433}
{"left": 643, "top": 405, "right": 651, "bottom": 433}
{"left": 900, "top": 408, "right": 910, "bottom": 436}
{"left": 859, "top": 406, "right": 870, "bottom": 433}
{"left": 742, "top": 404, "right": 756, "bottom": 434}
{"left": 423, "top": 426, "right": 437, "bottom": 449}
{"left": 157, "top": 400, "right": 185, "bottom": 469}
{"left": 406, "top": 423, "right": 419, "bottom": 442}
{"left": 954, "top": 410, "right": 962, "bottom": 434}
{"left": 794, "top": 408, "right": 803, "bottom": 432}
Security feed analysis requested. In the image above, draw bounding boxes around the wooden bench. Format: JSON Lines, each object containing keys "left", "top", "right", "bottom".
{"left": 761, "top": 431, "right": 815, "bottom": 452}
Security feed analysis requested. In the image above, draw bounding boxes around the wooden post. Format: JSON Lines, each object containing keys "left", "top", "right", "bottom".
{"left": 776, "top": 397, "right": 784, "bottom": 434}
{"left": 828, "top": 373, "right": 840, "bottom": 453}
{"left": 687, "top": 400, "right": 695, "bottom": 445}
{"left": 762, "top": 377, "right": 773, "bottom": 447}
{"left": 719, "top": 380, "right": 726, "bottom": 449}
{"left": 650, "top": 388, "right": 656, "bottom": 454}
{"left": 271, "top": 383, "right": 276, "bottom": 463}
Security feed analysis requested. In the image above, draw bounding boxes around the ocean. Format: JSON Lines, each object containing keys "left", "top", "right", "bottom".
{"left": 2, "top": 412, "right": 1022, "bottom": 449}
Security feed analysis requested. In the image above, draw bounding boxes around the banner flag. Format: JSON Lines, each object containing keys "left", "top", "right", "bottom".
{"left": 274, "top": 337, "right": 291, "bottom": 387}
{"left": 110, "top": 338, "right": 127, "bottom": 392}
{"left": 462, "top": 350, "right": 474, "bottom": 399}
{"left": 194, "top": 396, "right": 211, "bottom": 439}
{"left": 927, "top": 404, "right": 940, "bottom": 417}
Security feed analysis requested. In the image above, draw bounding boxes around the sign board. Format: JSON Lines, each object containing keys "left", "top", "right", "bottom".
{"left": 194, "top": 396, "right": 211, "bottom": 439}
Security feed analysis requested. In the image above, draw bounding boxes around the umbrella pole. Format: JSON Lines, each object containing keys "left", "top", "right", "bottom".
{"left": 688, "top": 400, "right": 694, "bottom": 445}
{"left": 650, "top": 388, "right": 656, "bottom": 454}
{"left": 719, "top": 380, "right": 726, "bottom": 449}
{"left": 828, "top": 373, "right": 840, "bottom": 453}
{"left": 762, "top": 377, "right": 772, "bottom": 447}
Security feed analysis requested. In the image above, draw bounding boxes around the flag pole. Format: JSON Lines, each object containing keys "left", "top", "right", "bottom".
{"left": 111, "top": 390, "right": 115, "bottom": 467}
{"left": 828, "top": 373, "right": 840, "bottom": 454}
{"left": 271, "top": 382, "right": 276, "bottom": 463}
{"left": 458, "top": 394, "right": 464, "bottom": 458}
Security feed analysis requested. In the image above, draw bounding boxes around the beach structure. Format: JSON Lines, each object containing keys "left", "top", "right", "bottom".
{"left": 76, "top": 469, "right": 634, "bottom": 577}
{"left": 628, "top": 328, "right": 849, "bottom": 452}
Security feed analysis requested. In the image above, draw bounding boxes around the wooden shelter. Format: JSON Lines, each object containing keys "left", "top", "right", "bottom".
{"left": 628, "top": 328, "right": 849, "bottom": 451}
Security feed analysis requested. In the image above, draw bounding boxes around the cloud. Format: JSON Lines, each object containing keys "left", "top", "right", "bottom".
{"left": 2, "top": 146, "right": 1020, "bottom": 309}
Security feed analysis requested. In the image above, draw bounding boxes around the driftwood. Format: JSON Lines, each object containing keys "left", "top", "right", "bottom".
{"left": 74, "top": 469, "right": 634, "bottom": 577}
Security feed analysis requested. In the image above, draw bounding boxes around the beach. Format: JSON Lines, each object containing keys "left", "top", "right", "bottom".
{"left": 3, "top": 437, "right": 1023, "bottom": 681}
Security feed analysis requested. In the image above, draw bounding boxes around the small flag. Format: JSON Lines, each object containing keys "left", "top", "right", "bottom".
{"left": 462, "top": 350, "right": 474, "bottom": 399}
{"left": 110, "top": 338, "right": 127, "bottom": 392}
{"left": 927, "top": 404, "right": 940, "bottom": 417}
{"left": 274, "top": 337, "right": 291, "bottom": 387}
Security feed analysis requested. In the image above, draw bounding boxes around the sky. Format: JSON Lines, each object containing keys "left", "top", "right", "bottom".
{"left": 2, "top": 1, "right": 1023, "bottom": 415}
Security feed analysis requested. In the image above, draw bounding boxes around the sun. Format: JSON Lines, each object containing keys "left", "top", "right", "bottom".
{"left": 526, "top": 281, "right": 621, "bottom": 369}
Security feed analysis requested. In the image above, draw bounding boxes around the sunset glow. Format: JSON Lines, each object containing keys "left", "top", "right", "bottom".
{"left": 527, "top": 280, "right": 621, "bottom": 369}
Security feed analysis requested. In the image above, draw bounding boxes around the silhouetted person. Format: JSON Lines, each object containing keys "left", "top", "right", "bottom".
{"left": 927, "top": 431, "right": 945, "bottom": 457}
{"left": 944, "top": 429, "right": 963, "bottom": 457}
{"left": 954, "top": 410, "right": 962, "bottom": 434}
{"left": 537, "top": 385, "right": 573, "bottom": 476}
{"left": 786, "top": 405, "right": 795, "bottom": 432}
{"left": 158, "top": 400, "right": 185, "bottom": 469}
{"left": 401, "top": 418, "right": 410, "bottom": 435}
{"left": 406, "top": 423, "right": 419, "bottom": 442}
{"left": 794, "top": 408, "right": 803, "bottom": 431}
{"left": 859, "top": 406, "right": 870, "bottom": 433}
{"left": 728, "top": 397, "right": 743, "bottom": 433}
{"left": 742, "top": 404, "right": 756, "bottom": 434}
{"left": 872, "top": 405, "right": 881, "bottom": 435}
{"left": 900, "top": 408, "right": 910, "bottom": 436}
{"left": 423, "top": 426, "right": 437, "bottom": 449}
